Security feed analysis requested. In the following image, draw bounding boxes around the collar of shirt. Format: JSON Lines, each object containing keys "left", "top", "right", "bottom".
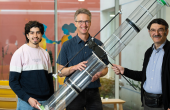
{"left": 75, "top": 34, "right": 92, "bottom": 44}
{"left": 152, "top": 40, "right": 166, "bottom": 53}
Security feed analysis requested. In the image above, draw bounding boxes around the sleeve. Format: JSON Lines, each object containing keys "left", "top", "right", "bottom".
{"left": 57, "top": 43, "right": 68, "bottom": 66}
{"left": 47, "top": 53, "right": 54, "bottom": 94}
{"left": 48, "top": 73, "right": 54, "bottom": 94}
{"left": 9, "top": 51, "right": 30, "bottom": 102}
{"left": 124, "top": 68, "right": 143, "bottom": 81}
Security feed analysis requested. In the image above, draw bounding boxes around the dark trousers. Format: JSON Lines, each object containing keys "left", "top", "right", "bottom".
{"left": 143, "top": 96, "right": 164, "bottom": 110}
{"left": 66, "top": 88, "right": 103, "bottom": 110}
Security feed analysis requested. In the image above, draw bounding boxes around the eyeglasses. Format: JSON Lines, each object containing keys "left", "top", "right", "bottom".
{"left": 75, "top": 20, "right": 91, "bottom": 25}
{"left": 149, "top": 28, "right": 165, "bottom": 34}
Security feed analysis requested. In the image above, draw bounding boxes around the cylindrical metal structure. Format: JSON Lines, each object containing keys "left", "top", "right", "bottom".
{"left": 39, "top": 53, "right": 106, "bottom": 110}
{"left": 38, "top": 0, "right": 169, "bottom": 110}
{"left": 102, "top": 0, "right": 169, "bottom": 60}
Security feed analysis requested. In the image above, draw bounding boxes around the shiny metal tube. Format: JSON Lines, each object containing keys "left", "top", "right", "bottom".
{"left": 102, "top": 0, "right": 169, "bottom": 60}
{"left": 39, "top": 0, "right": 169, "bottom": 110}
{"left": 40, "top": 53, "right": 106, "bottom": 110}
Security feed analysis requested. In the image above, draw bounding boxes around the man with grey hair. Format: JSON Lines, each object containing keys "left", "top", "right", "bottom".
{"left": 112, "top": 18, "right": 170, "bottom": 110}
{"left": 57, "top": 8, "right": 108, "bottom": 110}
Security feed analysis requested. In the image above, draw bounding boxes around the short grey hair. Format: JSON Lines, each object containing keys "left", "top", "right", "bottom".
{"left": 74, "top": 8, "right": 91, "bottom": 21}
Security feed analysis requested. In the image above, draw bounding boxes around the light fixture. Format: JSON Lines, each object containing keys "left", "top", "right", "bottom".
{"left": 78, "top": 0, "right": 85, "bottom": 1}
{"left": 110, "top": 14, "right": 115, "bottom": 17}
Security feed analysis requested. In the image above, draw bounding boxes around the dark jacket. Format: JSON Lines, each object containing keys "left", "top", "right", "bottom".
{"left": 124, "top": 39, "right": 170, "bottom": 110}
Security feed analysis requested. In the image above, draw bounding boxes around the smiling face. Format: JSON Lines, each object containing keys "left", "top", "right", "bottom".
{"left": 26, "top": 27, "right": 42, "bottom": 48}
{"left": 75, "top": 13, "right": 91, "bottom": 37}
{"left": 149, "top": 23, "right": 169, "bottom": 49}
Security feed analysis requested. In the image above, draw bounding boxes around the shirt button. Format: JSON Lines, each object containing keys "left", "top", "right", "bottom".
{"left": 151, "top": 78, "right": 153, "bottom": 80}
{"left": 152, "top": 70, "right": 154, "bottom": 71}
{"left": 85, "top": 52, "right": 86, "bottom": 54}
{"left": 150, "top": 86, "right": 152, "bottom": 88}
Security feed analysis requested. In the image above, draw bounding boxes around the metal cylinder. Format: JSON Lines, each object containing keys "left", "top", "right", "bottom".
{"left": 102, "top": 0, "right": 169, "bottom": 60}
{"left": 39, "top": 0, "right": 169, "bottom": 110}
{"left": 40, "top": 53, "right": 106, "bottom": 110}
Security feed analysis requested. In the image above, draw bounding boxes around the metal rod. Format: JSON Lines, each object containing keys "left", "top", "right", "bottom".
{"left": 109, "top": 62, "right": 137, "bottom": 90}
{"left": 93, "top": 10, "right": 122, "bottom": 38}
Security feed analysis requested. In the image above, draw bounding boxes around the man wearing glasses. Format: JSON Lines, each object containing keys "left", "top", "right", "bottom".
{"left": 57, "top": 8, "right": 108, "bottom": 110}
{"left": 112, "top": 18, "right": 170, "bottom": 110}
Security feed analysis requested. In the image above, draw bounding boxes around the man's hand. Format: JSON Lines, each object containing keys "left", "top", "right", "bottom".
{"left": 58, "top": 61, "right": 88, "bottom": 77}
{"left": 111, "top": 64, "right": 125, "bottom": 75}
{"left": 91, "top": 67, "right": 108, "bottom": 82}
{"left": 168, "top": 108, "right": 170, "bottom": 110}
{"left": 28, "top": 97, "right": 41, "bottom": 109}
{"left": 71, "top": 61, "right": 88, "bottom": 71}
{"left": 91, "top": 72, "right": 102, "bottom": 82}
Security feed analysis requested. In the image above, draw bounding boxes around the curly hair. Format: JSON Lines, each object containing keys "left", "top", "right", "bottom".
{"left": 24, "top": 21, "right": 44, "bottom": 43}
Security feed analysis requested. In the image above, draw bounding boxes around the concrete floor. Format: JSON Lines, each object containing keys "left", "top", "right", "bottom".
{"left": 103, "top": 104, "right": 134, "bottom": 110}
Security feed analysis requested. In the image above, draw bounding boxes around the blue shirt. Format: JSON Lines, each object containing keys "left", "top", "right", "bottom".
{"left": 57, "top": 34, "right": 108, "bottom": 88}
{"left": 143, "top": 41, "right": 166, "bottom": 94}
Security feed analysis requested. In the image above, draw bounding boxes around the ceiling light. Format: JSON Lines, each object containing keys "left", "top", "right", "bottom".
{"left": 110, "top": 14, "right": 115, "bottom": 17}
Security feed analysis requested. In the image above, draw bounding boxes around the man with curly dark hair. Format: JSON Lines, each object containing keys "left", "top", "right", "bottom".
{"left": 9, "top": 21, "right": 54, "bottom": 110}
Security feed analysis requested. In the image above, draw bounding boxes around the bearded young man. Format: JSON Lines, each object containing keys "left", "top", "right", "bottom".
{"left": 9, "top": 21, "right": 54, "bottom": 110}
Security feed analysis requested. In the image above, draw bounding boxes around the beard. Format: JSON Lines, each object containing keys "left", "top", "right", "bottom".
{"left": 32, "top": 38, "right": 42, "bottom": 45}
{"left": 33, "top": 42, "right": 39, "bottom": 45}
